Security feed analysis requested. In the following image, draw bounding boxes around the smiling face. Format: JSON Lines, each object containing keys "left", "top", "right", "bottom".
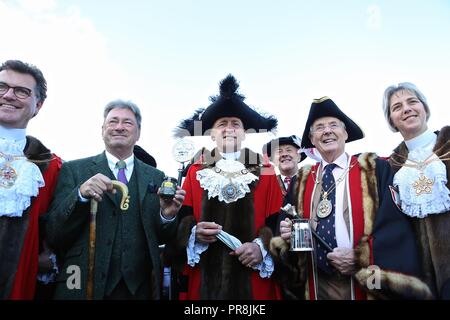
{"left": 0, "top": 69, "right": 43, "bottom": 128}
{"left": 273, "top": 144, "right": 301, "bottom": 176}
{"left": 102, "top": 107, "right": 140, "bottom": 159}
{"left": 310, "top": 116, "right": 348, "bottom": 163}
{"left": 389, "top": 89, "right": 428, "bottom": 140}
{"left": 210, "top": 117, "right": 246, "bottom": 153}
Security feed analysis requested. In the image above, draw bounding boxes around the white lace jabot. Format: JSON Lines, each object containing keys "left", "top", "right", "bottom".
{"left": 394, "top": 131, "right": 449, "bottom": 218}
{"left": 0, "top": 136, "right": 45, "bottom": 217}
{"left": 196, "top": 159, "right": 258, "bottom": 204}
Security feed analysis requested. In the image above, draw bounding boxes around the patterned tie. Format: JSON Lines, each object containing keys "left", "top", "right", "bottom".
{"left": 284, "top": 176, "right": 292, "bottom": 190}
{"left": 116, "top": 160, "right": 128, "bottom": 184}
{"left": 316, "top": 163, "right": 338, "bottom": 274}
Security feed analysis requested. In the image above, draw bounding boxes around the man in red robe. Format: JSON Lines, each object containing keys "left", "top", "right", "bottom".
{"left": 0, "top": 60, "right": 62, "bottom": 300}
{"left": 271, "top": 97, "right": 432, "bottom": 299}
{"left": 168, "top": 74, "right": 283, "bottom": 299}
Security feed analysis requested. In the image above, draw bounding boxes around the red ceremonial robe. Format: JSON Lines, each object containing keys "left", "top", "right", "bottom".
{"left": 302, "top": 156, "right": 366, "bottom": 300}
{"left": 5, "top": 140, "right": 62, "bottom": 299}
{"left": 178, "top": 148, "right": 283, "bottom": 300}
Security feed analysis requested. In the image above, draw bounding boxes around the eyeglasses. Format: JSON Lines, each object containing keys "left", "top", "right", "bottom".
{"left": 0, "top": 82, "right": 32, "bottom": 99}
{"left": 311, "top": 122, "right": 344, "bottom": 134}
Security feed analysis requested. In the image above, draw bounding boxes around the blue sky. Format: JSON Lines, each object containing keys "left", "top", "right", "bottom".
{"left": 1, "top": 0, "right": 449, "bottom": 175}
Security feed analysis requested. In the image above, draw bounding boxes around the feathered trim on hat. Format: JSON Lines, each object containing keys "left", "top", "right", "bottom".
{"left": 211, "top": 74, "right": 245, "bottom": 102}
{"left": 173, "top": 108, "right": 205, "bottom": 138}
{"left": 174, "top": 74, "right": 278, "bottom": 137}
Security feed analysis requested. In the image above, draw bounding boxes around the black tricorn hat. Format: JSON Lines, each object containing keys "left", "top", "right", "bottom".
{"left": 301, "top": 97, "right": 364, "bottom": 148}
{"left": 263, "top": 135, "right": 306, "bottom": 162}
{"left": 174, "top": 74, "right": 277, "bottom": 137}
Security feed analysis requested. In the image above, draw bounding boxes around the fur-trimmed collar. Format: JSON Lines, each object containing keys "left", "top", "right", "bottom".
{"left": 273, "top": 152, "right": 433, "bottom": 299}
{"left": 24, "top": 135, "right": 53, "bottom": 173}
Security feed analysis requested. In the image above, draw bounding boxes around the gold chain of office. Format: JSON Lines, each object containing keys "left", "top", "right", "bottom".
{"left": 0, "top": 152, "right": 55, "bottom": 188}
{"left": 390, "top": 150, "right": 450, "bottom": 196}
{"left": 311, "top": 160, "right": 357, "bottom": 218}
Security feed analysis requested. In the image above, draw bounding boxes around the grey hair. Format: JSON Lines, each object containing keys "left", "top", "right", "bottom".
{"left": 382, "top": 82, "right": 430, "bottom": 132}
{"left": 103, "top": 99, "right": 142, "bottom": 128}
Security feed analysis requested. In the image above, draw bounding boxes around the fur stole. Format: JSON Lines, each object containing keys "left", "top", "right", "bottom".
{"left": 271, "top": 153, "right": 433, "bottom": 299}
{"left": 24, "top": 135, "right": 54, "bottom": 173}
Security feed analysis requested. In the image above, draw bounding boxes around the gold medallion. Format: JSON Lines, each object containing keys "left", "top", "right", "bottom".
{"left": 0, "top": 163, "right": 17, "bottom": 188}
{"left": 412, "top": 173, "right": 434, "bottom": 196}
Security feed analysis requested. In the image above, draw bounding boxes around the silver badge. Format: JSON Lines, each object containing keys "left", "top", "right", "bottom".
{"left": 317, "top": 198, "right": 332, "bottom": 218}
{"left": 221, "top": 182, "right": 239, "bottom": 202}
{"left": 172, "top": 138, "right": 195, "bottom": 163}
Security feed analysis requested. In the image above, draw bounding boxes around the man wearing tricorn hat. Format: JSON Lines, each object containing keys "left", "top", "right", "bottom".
{"left": 271, "top": 97, "right": 432, "bottom": 299}
{"left": 263, "top": 135, "right": 306, "bottom": 207}
{"left": 169, "top": 74, "right": 283, "bottom": 299}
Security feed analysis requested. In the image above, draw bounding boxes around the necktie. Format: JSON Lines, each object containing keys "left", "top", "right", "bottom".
{"left": 316, "top": 163, "right": 338, "bottom": 274}
{"left": 284, "top": 176, "right": 291, "bottom": 190}
{"left": 116, "top": 160, "right": 128, "bottom": 184}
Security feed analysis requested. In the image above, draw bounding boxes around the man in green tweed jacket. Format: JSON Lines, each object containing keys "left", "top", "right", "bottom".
{"left": 46, "top": 100, "right": 185, "bottom": 299}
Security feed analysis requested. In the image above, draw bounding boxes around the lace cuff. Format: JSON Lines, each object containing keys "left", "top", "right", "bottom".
{"left": 160, "top": 209, "right": 176, "bottom": 223}
{"left": 251, "top": 238, "right": 274, "bottom": 278}
{"left": 186, "top": 225, "right": 209, "bottom": 266}
{"left": 37, "top": 253, "right": 59, "bottom": 284}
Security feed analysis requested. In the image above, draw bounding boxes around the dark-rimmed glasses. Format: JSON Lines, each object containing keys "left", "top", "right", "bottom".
{"left": 0, "top": 82, "right": 32, "bottom": 99}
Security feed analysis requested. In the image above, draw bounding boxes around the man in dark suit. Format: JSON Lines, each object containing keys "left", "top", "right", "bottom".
{"left": 46, "top": 100, "right": 185, "bottom": 299}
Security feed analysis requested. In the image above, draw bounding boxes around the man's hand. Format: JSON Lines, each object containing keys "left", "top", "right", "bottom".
{"left": 327, "top": 247, "right": 357, "bottom": 275}
{"left": 231, "top": 242, "right": 263, "bottom": 268}
{"left": 159, "top": 186, "right": 186, "bottom": 218}
{"left": 280, "top": 218, "right": 292, "bottom": 242}
{"left": 79, "top": 173, "right": 115, "bottom": 202}
{"left": 195, "top": 221, "right": 222, "bottom": 243}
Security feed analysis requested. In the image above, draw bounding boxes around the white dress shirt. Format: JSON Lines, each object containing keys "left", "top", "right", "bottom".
{"left": 105, "top": 151, "right": 134, "bottom": 182}
{"left": 320, "top": 152, "right": 351, "bottom": 249}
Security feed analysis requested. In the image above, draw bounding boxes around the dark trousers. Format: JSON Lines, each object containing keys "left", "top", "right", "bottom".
{"left": 104, "top": 278, "right": 152, "bottom": 300}
{"left": 35, "top": 282, "right": 57, "bottom": 300}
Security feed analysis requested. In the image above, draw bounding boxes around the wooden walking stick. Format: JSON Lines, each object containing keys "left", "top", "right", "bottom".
{"left": 86, "top": 180, "right": 130, "bottom": 300}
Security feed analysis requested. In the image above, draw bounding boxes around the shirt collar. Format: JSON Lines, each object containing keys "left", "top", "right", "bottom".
{"left": 0, "top": 124, "right": 27, "bottom": 142}
{"left": 280, "top": 173, "right": 297, "bottom": 180}
{"left": 220, "top": 151, "right": 241, "bottom": 161}
{"left": 105, "top": 150, "right": 134, "bottom": 169}
{"left": 405, "top": 129, "right": 437, "bottom": 151}
{"left": 321, "top": 152, "right": 348, "bottom": 170}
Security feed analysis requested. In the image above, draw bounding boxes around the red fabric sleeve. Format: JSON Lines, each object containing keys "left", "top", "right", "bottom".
{"left": 9, "top": 155, "right": 62, "bottom": 300}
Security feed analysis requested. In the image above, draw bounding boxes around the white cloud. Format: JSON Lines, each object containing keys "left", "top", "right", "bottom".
{"left": 0, "top": 0, "right": 128, "bottom": 164}
{"left": 17, "top": 0, "right": 57, "bottom": 12}
{"left": 366, "top": 4, "right": 382, "bottom": 31}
